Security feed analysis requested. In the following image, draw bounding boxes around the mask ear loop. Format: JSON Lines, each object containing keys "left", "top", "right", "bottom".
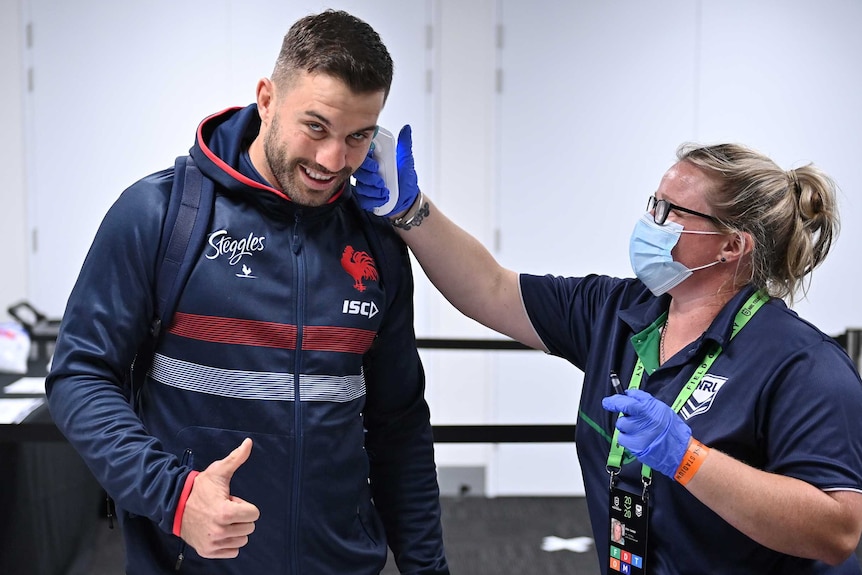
{"left": 685, "top": 229, "right": 731, "bottom": 271}
{"left": 679, "top": 230, "right": 724, "bottom": 236}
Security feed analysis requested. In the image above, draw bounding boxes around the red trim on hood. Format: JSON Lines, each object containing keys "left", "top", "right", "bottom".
{"left": 196, "top": 107, "right": 346, "bottom": 204}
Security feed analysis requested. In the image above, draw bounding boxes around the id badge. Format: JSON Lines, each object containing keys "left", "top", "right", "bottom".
{"left": 609, "top": 485, "right": 648, "bottom": 573}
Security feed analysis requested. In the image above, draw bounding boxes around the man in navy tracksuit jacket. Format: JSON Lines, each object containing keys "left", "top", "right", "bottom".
{"left": 46, "top": 11, "right": 448, "bottom": 575}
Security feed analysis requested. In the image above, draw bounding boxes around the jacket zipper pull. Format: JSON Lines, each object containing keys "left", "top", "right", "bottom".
{"left": 106, "top": 493, "right": 115, "bottom": 529}
{"left": 175, "top": 447, "right": 193, "bottom": 570}
{"left": 292, "top": 213, "right": 302, "bottom": 254}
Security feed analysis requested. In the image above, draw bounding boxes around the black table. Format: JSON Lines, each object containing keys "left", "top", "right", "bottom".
{"left": 0, "top": 362, "right": 103, "bottom": 575}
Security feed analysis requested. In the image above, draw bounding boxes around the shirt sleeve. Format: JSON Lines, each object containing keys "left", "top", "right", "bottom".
{"left": 759, "top": 338, "right": 862, "bottom": 491}
{"left": 362, "top": 233, "right": 448, "bottom": 574}
{"left": 45, "top": 173, "right": 194, "bottom": 535}
{"left": 519, "top": 273, "right": 635, "bottom": 369}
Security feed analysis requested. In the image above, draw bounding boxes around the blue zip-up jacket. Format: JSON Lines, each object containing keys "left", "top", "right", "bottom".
{"left": 46, "top": 105, "right": 449, "bottom": 574}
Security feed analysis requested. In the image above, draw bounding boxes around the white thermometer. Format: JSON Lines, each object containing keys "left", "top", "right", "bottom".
{"left": 371, "top": 127, "right": 400, "bottom": 216}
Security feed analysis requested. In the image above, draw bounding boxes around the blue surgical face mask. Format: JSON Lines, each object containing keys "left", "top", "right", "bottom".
{"left": 629, "top": 213, "right": 723, "bottom": 296}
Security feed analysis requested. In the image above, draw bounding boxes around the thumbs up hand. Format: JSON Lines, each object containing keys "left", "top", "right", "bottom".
{"left": 180, "top": 438, "right": 260, "bottom": 558}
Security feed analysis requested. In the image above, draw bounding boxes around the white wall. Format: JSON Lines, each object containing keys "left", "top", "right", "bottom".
{"left": 4, "top": 0, "right": 862, "bottom": 496}
{"left": 481, "top": 0, "right": 862, "bottom": 494}
{"left": 419, "top": 0, "right": 499, "bottom": 479}
{"left": 697, "top": 0, "right": 862, "bottom": 331}
{"left": 0, "top": 0, "right": 27, "bottom": 322}
{"left": 20, "top": 0, "right": 433, "bottom": 324}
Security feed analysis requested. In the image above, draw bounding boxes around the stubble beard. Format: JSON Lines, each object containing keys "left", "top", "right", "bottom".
{"left": 263, "top": 115, "right": 351, "bottom": 207}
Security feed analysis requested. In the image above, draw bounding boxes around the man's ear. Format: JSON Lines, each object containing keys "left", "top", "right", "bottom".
{"left": 256, "top": 78, "right": 274, "bottom": 124}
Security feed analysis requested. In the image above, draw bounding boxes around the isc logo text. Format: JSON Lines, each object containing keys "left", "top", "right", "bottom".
{"left": 342, "top": 300, "right": 379, "bottom": 319}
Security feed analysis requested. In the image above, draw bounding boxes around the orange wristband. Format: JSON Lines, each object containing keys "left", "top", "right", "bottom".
{"left": 674, "top": 439, "right": 710, "bottom": 485}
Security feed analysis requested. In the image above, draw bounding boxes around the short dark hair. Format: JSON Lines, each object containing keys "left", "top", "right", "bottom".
{"left": 272, "top": 10, "right": 394, "bottom": 101}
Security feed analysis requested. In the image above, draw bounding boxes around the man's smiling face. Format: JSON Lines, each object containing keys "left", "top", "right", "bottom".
{"left": 254, "top": 71, "right": 385, "bottom": 206}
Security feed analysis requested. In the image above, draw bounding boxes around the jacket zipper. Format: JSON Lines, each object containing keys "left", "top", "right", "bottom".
{"left": 291, "top": 212, "right": 304, "bottom": 574}
{"left": 175, "top": 448, "right": 193, "bottom": 571}
{"left": 106, "top": 493, "right": 115, "bottom": 529}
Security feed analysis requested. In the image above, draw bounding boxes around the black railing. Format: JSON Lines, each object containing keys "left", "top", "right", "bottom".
{"left": 421, "top": 329, "right": 862, "bottom": 443}
{"left": 418, "top": 337, "right": 576, "bottom": 443}
{"left": 3, "top": 331, "right": 861, "bottom": 443}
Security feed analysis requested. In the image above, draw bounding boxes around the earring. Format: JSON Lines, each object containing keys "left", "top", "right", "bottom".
{"left": 720, "top": 257, "right": 727, "bottom": 263}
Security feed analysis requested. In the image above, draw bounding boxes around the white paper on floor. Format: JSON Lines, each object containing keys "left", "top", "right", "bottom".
{"left": 541, "top": 536, "right": 594, "bottom": 553}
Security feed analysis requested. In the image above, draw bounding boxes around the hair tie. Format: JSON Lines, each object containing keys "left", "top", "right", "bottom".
{"left": 788, "top": 169, "right": 802, "bottom": 196}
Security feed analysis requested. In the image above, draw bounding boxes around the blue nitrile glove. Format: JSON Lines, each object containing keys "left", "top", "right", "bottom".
{"left": 601, "top": 388, "right": 692, "bottom": 479}
{"left": 353, "top": 125, "right": 420, "bottom": 216}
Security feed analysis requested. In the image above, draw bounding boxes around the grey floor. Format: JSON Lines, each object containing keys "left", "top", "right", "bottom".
{"left": 69, "top": 495, "right": 862, "bottom": 574}
{"left": 76, "top": 496, "right": 600, "bottom": 574}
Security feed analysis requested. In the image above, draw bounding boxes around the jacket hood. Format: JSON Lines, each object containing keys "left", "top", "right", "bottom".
{"left": 188, "top": 105, "right": 350, "bottom": 213}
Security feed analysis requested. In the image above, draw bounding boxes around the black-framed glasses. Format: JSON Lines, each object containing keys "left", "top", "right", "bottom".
{"left": 647, "top": 195, "right": 721, "bottom": 226}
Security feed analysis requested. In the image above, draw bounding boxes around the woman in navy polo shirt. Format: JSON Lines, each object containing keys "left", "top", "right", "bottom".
{"left": 356, "top": 139, "right": 862, "bottom": 574}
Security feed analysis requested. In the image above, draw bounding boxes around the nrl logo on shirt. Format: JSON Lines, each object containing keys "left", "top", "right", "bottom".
{"left": 679, "top": 374, "right": 727, "bottom": 420}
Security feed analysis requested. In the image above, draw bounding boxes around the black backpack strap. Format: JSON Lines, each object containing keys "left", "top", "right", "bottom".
{"left": 152, "top": 155, "right": 213, "bottom": 337}
{"left": 130, "top": 155, "right": 214, "bottom": 399}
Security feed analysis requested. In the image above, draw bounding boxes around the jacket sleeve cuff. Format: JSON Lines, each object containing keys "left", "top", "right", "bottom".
{"left": 172, "top": 470, "right": 200, "bottom": 537}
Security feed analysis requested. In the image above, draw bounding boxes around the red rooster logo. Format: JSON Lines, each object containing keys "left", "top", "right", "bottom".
{"left": 341, "top": 246, "right": 379, "bottom": 292}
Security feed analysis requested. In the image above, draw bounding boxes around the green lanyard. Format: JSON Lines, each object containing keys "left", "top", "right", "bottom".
{"left": 606, "top": 290, "right": 769, "bottom": 484}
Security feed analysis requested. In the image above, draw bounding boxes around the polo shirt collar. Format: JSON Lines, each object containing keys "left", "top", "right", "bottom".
{"left": 701, "top": 284, "right": 759, "bottom": 348}
{"left": 617, "top": 284, "right": 759, "bottom": 370}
